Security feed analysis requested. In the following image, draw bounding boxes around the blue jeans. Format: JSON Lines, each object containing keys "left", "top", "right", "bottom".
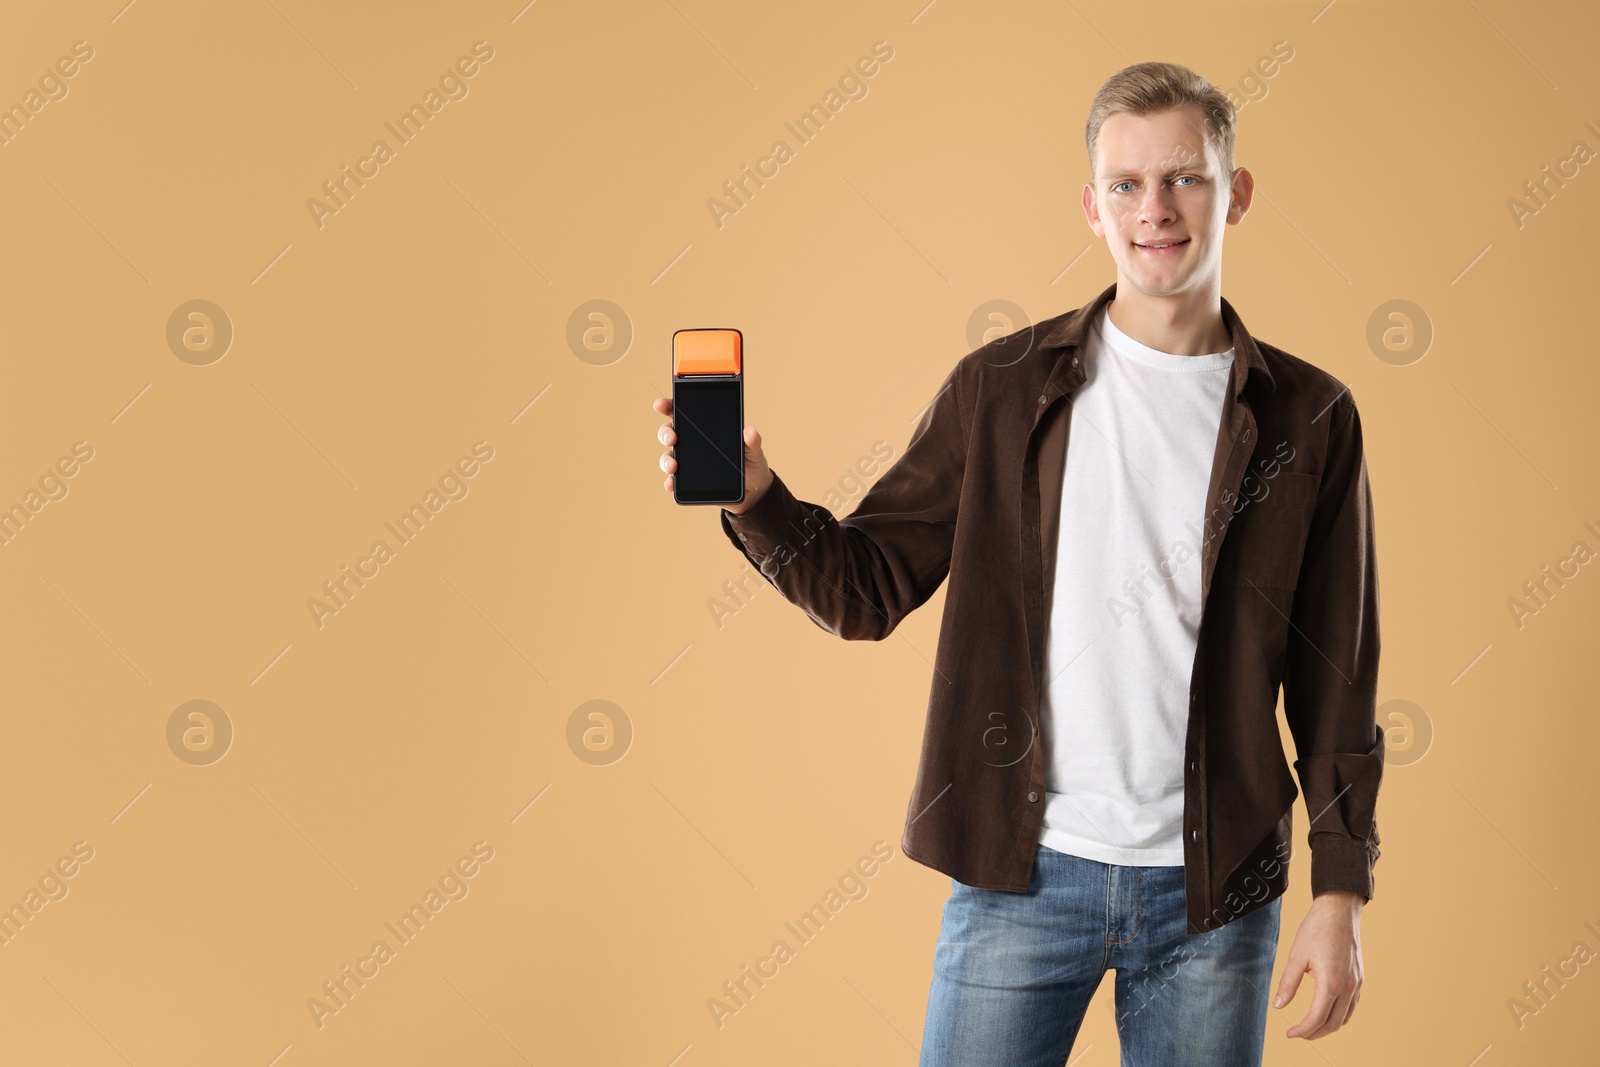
{"left": 919, "top": 843, "right": 1282, "bottom": 1067}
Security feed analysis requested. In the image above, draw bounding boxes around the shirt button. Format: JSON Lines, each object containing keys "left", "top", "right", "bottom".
{"left": 1028, "top": 791, "right": 1039, "bottom": 802}
{"left": 1191, "top": 829, "right": 1198, "bottom": 841}
{"left": 1071, "top": 356, "right": 1080, "bottom": 366}
{"left": 1190, "top": 761, "right": 1196, "bottom": 772}
{"left": 1240, "top": 427, "right": 1252, "bottom": 442}
{"left": 1038, "top": 395, "right": 1047, "bottom": 405}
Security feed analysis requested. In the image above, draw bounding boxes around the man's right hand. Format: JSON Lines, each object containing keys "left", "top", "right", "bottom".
{"left": 653, "top": 397, "right": 774, "bottom": 515}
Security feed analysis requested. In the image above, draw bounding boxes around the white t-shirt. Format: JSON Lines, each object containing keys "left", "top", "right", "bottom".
{"left": 1037, "top": 304, "right": 1234, "bottom": 867}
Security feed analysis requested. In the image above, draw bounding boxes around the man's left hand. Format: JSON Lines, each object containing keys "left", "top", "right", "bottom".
{"left": 1273, "top": 890, "right": 1365, "bottom": 1040}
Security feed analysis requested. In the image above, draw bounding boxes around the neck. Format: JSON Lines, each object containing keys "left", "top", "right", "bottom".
{"left": 1104, "top": 277, "right": 1230, "bottom": 355}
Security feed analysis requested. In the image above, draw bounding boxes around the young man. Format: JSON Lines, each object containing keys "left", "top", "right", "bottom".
{"left": 653, "top": 61, "right": 1382, "bottom": 1066}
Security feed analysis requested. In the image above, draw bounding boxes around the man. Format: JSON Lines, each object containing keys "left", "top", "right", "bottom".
{"left": 653, "top": 60, "right": 1382, "bottom": 1066}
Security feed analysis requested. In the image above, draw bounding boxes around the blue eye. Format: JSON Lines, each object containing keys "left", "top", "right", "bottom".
{"left": 1112, "top": 176, "right": 1201, "bottom": 193}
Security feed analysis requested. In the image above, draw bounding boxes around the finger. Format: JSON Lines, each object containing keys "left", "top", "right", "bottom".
{"left": 1302, "top": 989, "right": 1353, "bottom": 1040}
{"left": 653, "top": 397, "right": 672, "bottom": 415}
{"left": 1274, "top": 961, "right": 1306, "bottom": 1011}
{"left": 1340, "top": 986, "right": 1361, "bottom": 1027}
{"left": 660, "top": 452, "right": 677, "bottom": 474}
{"left": 659, "top": 424, "right": 676, "bottom": 446}
{"left": 664, "top": 473, "right": 674, "bottom": 492}
{"left": 1286, "top": 978, "right": 1337, "bottom": 1039}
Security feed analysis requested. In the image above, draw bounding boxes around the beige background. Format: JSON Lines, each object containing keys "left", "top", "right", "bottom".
{"left": 0, "top": 0, "right": 1596, "bottom": 1063}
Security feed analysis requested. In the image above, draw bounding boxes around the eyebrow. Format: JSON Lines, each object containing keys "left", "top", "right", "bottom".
{"left": 1101, "top": 165, "right": 1207, "bottom": 181}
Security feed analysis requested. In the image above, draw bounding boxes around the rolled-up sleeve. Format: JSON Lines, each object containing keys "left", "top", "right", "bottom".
{"left": 718, "top": 362, "right": 967, "bottom": 641}
{"left": 1284, "top": 389, "right": 1384, "bottom": 901}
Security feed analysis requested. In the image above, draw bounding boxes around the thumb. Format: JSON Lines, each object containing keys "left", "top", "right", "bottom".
{"left": 742, "top": 426, "right": 773, "bottom": 498}
{"left": 1274, "top": 957, "right": 1307, "bottom": 1008}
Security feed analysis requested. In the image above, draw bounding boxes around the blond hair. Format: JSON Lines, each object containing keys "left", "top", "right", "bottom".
{"left": 1085, "top": 62, "right": 1236, "bottom": 180}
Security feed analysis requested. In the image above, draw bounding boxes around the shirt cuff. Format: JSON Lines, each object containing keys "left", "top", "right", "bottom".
{"left": 1309, "top": 832, "right": 1378, "bottom": 902}
{"left": 719, "top": 471, "right": 804, "bottom": 561}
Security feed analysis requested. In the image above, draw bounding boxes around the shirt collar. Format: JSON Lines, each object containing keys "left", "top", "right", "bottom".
{"left": 1037, "top": 281, "right": 1274, "bottom": 399}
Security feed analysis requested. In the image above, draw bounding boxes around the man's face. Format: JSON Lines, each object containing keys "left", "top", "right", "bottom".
{"left": 1082, "top": 104, "right": 1250, "bottom": 298}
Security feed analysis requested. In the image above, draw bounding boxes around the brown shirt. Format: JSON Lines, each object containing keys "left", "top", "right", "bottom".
{"left": 719, "top": 282, "right": 1383, "bottom": 933}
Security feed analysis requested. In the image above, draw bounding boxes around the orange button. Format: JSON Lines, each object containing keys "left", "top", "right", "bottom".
{"left": 673, "top": 329, "right": 741, "bottom": 375}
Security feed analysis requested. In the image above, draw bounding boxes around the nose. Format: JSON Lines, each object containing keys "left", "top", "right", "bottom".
{"left": 1135, "top": 186, "right": 1178, "bottom": 229}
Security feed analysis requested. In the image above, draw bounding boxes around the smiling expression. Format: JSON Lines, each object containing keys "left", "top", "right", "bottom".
{"left": 1082, "top": 104, "right": 1252, "bottom": 298}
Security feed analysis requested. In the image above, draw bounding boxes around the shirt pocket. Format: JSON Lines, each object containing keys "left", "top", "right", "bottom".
{"left": 1223, "top": 471, "right": 1320, "bottom": 590}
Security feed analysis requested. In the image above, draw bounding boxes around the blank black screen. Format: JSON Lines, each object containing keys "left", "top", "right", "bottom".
{"left": 673, "top": 378, "right": 743, "bottom": 503}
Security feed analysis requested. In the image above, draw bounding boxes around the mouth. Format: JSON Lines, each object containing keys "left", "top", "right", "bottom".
{"left": 1135, "top": 238, "right": 1189, "bottom": 257}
